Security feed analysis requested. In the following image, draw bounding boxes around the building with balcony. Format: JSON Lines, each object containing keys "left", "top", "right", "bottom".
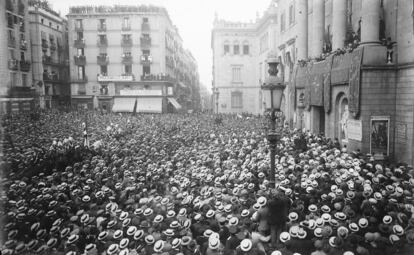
{"left": 0, "top": 0, "right": 34, "bottom": 114}
{"left": 67, "top": 5, "right": 200, "bottom": 113}
{"left": 29, "top": 2, "right": 70, "bottom": 109}
{"left": 212, "top": 0, "right": 414, "bottom": 165}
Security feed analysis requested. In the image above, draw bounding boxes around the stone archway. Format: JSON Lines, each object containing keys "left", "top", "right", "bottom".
{"left": 335, "top": 92, "right": 349, "bottom": 143}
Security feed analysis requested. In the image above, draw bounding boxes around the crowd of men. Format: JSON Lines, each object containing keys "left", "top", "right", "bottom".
{"left": 1, "top": 111, "right": 414, "bottom": 255}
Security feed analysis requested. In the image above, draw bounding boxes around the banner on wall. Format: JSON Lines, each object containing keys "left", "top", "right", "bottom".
{"left": 348, "top": 47, "right": 364, "bottom": 118}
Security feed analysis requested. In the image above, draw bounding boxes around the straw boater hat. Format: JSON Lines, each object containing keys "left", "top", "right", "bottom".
{"left": 208, "top": 238, "right": 220, "bottom": 250}
{"left": 145, "top": 235, "right": 155, "bottom": 245}
{"left": 240, "top": 239, "right": 253, "bottom": 252}
{"left": 154, "top": 240, "right": 165, "bottom": 253}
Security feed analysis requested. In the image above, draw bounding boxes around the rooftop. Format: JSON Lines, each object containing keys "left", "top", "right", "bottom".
{"left": 68, "top": 5, "right": 168, "bottom": 16}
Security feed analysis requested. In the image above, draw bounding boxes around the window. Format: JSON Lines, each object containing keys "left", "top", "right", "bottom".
{"left": 224, "top": 44, "right": 230, "bottom": 54}
{"left": 20, "top": 52, "right": 25, "bottom": 61}
{"left": 99, "top": 19, "right": 106, "bottom": 26}
{"left": 124, "top": 65, "right": 132, "bottom": 74}
{"left": 232, "top": 66, "right": 241, "bottom": 82}
{"left": 75, "top": 19, "right": 82, "bottom": 29}
{"left": 100, "top": 65, "right": 107, "bottom": 75}
{"left": 99, "top": 35, "right": 107, "bottom": 44}
{"left": 77, "top": 66, "right": 85, "bottom": 79}
{"left": 22, "top": 73, "right": 28, "bottom": 87}
{"left": 77, "top": 48, "right": 84, "bottom": 56}
{"left": 243, "top": 44, "right": 249, "bottom": 55}
{"left": 10, "top": 72, "right": 17, "bottom": 87}
{"left": 231, "top": 91, "right": 243, "bottom": 108}
{"left": 77, "top": 32, "right": 83, "bottom": 40}
{"left": 49, "top": 22, "right": 52, "bottom": 27}
{"left": 233, "top": 45, "right": 240, "bottom": 55}
{"left": 289, "top": 4, "right": 295, "bottom": 24}
{"left": 123, "top": 17, "right": 130, "bottom": 27}
{"left": 41, "top": 18, "right": 44, "bottom": 24}
{"left": 41, "top": 31, "right": 46, "bottom": 40}
{"left": 281, "top": 12, "right": 286, "bottom": 32}
{"left": 57, "top": 25, "right": 59, "bottom": 30}
{"left": 143, "top": 17, "right": 148, "bottom": 23}
{"left": 143, "top": 66, "right": 150, "bottom": 75}
{"left": 260, "top": 33, "right": 269, "bottom": 53}
{"left": 142, "top": 49, "right": 150, "bottom": 55}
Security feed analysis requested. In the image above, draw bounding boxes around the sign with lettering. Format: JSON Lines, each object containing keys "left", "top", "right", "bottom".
{"left": 98, "top": 75, "right": 133, "bottom": 82}
{"left": 396, "top": 123, "right": 407, "bottom": 144}
{"left": 120, "top": 90, "right": 162, "bottom": 96}
{"left": 347, "top": 119, "right": 362, "bottom": 141}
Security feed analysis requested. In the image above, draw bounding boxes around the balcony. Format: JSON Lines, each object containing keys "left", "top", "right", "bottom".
{"left": 74, "top": 55, "right": 86, "bottom": 65}
{"left": 41, "top": 39, "right": 49, "bottom": 50}
{"left": 50, "top": 42, "right": 57, "bottom": 51}
{"left": 74, "top": 38, "right": 85, "bottom": 48}
{"left": 72, "top": 76, "right": 88, "bottom": 84}
{"left": 8, "top": 37, "right": 16, "bottom": 48}
{"left": 97, "top": 55, "right": 109, "bottom": 65}
{"left": 122, "top": 24, "right": 131, "bottom": 31}
{"left": 20, "top": 40, "right": 27, "bottom": 50}
{"left": 140, "top": 37, "right": 151, "bottom": 48}
{"left": 140, "top": 55, "right": 152, "bottom": 66}
{"left": 20, "top": 60, "right": 31, "bottom": 72}
{"left": 121, "top": 54, "right": 133, "bottom": 65}
{"left": 121, "top": 38, "right": 133, "bottom": 47}
{"left": 97, "top": 38, "right": 108, "bottom": 47}
{"left": 97, "top": 24, "right": 107, "bottom": 32}
{"left": 8, "top": 59, "right": 19, "bottom": 71}
{"left": 43, "top": 73, "right": 66, "bottom": 84}
{"left": 141, "top": 22, "right": 150, "bottom": 31}
{"left": 8, "top": 87, "right": 36, "bottom": 98}
{"left": 74, "top": 25, "right": 83, "bottom": 32}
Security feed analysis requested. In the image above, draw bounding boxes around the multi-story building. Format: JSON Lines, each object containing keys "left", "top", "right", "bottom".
{"left": 214, "top": 0, "right": 414, "bottom": 164}
{"left": 199, "top": 83, "right": 212, "bottom": 112}
{"left": 211, "top": 4, "right": 278, "bottom": 115}
{"left": 67, "top": 5, "right": 199, "bottom": 113}
{"left": 276, "top": 0, "right": 414, "bottom": 165}
{"left": 0, "top": 0, "right": 34, "bottom": 114}
{"left": 29, "top": 2, "right": 70, "bottom": 109}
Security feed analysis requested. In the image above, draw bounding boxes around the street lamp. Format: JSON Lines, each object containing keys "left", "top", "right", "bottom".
{"left": 214, "top": 88, "right": 220, "bottom": 114}
{"left": 261, "top": 52, "right": 286, "bottom": 188}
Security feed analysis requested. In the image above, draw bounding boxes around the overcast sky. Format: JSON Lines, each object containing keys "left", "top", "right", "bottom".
{"left": 48, "top": 0, "right": 271, "bottom": 92}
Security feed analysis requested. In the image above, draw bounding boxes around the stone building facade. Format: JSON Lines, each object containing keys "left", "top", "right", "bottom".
{"left": 29, "top": 3, "right": 70, "bottom": 109}
{"left": 212, "top": 0, "right": 414, "bottom": 164}
{"left": 279, "top": 0, "right": 414, "bottom": 165}
{"left": 1, "top": 0, "right": 34, "bottom": 114}
{"left": 67, "top": 5, "right": 200, "bottom": 113}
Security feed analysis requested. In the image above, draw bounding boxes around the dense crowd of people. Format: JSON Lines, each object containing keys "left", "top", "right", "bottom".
{"left": 1, "top": 111, "right": 414, "bottom": 255}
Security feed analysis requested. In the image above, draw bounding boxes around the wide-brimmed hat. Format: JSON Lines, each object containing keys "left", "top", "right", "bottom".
{"left": 154, "top": 240, "right": 165, "bottom": 252}
{"left": 119, "top": 238, "right": 129, "bottom": 249}
{"left": 98, "top": 231, "right": 108, "bottom": 240}
{"left": 279, "top": 232, "right": 290, "bottom": 243}
{"left": 134, "top": 230, "right": 144, "bottom": 240}
{"left": 107, "top": 244, "right": 119, "bottom": 255}
{"left": 67, "top": 235, "right": 79, "bottom": 244}
{"left": 208, "top": 237, "right": 220, "bottom": 250}
{"left": 145, "top": 235, "right": 155, "bottom": 244}
{"left": 240, "top": 239, "right": 252, "bottom": 251}
{"left": 172, "top": 238, "right": 181, "bottom": 249}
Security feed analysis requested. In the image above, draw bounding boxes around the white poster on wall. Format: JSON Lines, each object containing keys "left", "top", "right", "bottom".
{"left": 347, "top": 119, "right": 362, "bottom": 141}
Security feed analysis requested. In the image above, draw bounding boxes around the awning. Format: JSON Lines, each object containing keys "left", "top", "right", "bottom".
{"left": 167, "top": 97, "right": 182, "bottom": 110}
{"left": 136, "top": 97, "right": 162, "bottom": 113}
{"left": 112, "top": 97, "right": 136, "bottom": 112}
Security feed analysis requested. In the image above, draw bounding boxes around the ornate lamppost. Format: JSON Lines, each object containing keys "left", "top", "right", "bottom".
{"left": 214, "top": 88, "right": 220, "bottom": 114}
{"left": 261, "top": 52, "right": 286, "bottom": 188}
